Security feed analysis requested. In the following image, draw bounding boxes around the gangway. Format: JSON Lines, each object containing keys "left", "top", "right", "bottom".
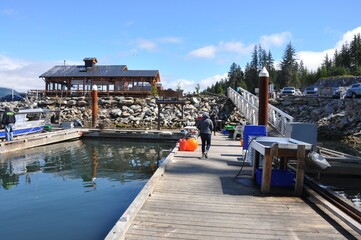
{"left": 227, "top": 87, "right": 293, "bottom": 136}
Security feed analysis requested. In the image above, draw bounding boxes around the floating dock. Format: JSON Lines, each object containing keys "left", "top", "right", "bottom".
{"left": 105, "top": 134, "right": 359, "bottom": 239}
{"left": 0, "top": 128, "right": 181, "bottom": 154}
{"left": 2, "top": 127, "right": 359, "bottom": 239}
{"left": 0, "top": 129, "right": 83, "bottom": 153}
{"left": 82, "top": 129, "right": 182, "bottom": 142}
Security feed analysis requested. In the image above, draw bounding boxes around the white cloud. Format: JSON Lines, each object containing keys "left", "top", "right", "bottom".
{"left": 188, "top": 45, "right": 217, "bottom": 59}
{"left": 134, "top": 37, "right": 182, "bottom": 52}
{"left": 183, "top": 27, "right": 361, "bottom": 90}
{"left": 162, "top": 73, "right": 227, "bottom": 94}
{"left": 218, "top": 41, "right": 247, "bottom": 54}
{"left": 296, "top": 49, "right": 333, "bottom": 71}
{"left": 0, "top": 55, "right": 54, "bottom": 93}
{"left": 199, "top": 73, "right": 228, "bottom": 91}
{"left": 177, "top": 79, "right": 196, "bottom": 93}
{"left": 260, "top": 32, "right": 292, "bottom": 49}
{"left": 208, "top": 33, "right": 290, "bottom": 67}
{"left": 298, "top": 26, "right": 361, "bottom": 71}
{"left": 3, "top": 27, "right": 361, "bottom": 95}
{"left": 161, "top": 76, "right": 196, "bottom": 93}
{"left": 188, "top": 32, "right": 291, "bottom": 61}
{"left": 335, "top": 26, "right": 361, "bottom": 49}
{"left": 158, "top": 37, "right": 183, "bottom": 44}
{"left": 135, "top": 38, "right": 157, "bottom": 51}
{"left": 0, "top": 55, "right": 26, "bottom": 71}
{"left": 189, "top": 41, "right": 253, "bottom": 60}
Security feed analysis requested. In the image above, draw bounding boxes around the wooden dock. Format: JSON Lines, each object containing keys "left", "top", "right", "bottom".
{"left": 0, "top": 128, "right": 83, "bottom": 153}
{"left": 106, "top": 134, "right": 358, "bottom": 239}
{"left": 82, "top": 129, "right": 181, "bottom": 142}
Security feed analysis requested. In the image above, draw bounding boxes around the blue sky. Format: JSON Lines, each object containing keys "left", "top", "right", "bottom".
{"left": 1, "top": 0, "right": 361, "bottom": 93}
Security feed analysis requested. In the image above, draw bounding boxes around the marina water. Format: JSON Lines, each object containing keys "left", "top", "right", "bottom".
{"left": 317, "top": 140, "right": 361, "bottom": 208}
{"left": 1, "top": 137, "right": 359, "bottom": 239}
{"left": 0, "top": 139, "right": 175, "bottom": 240}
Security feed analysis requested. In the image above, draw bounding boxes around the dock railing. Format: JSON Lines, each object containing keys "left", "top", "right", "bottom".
{"left": 227, "top": 87, "right": 294, "bottom": 136}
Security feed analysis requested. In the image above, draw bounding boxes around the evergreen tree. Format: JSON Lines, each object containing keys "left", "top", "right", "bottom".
{"left": 203, "top": 33, "right": 361, "bottom": 96}
{"left": 243, "top": 46, "right": 259, "bottom": 93}
{"left": 195, "top": 83, "right": 200, "bottom": 95}
{"left": 266, "top": 50, "right": 275, "bottom": 72}
{"left": 228, "top": 62, "right": 245, "bottom": 90}
{"left": 298, "top": 60, "right": 308, "bottom": 87}
{"left": 258, "top": 44, "right": 268, "bottom": 70}
{"left": 277, "top": 42, "right": 298, "bottom": 87}
{"left": 266, "top": 50, "right": 277, "bottom": 85}
{"left": 324, "top": 54, "right": 332, "bottom": 75}
{"left": 215, "top": 82, "right": 225, "bottom": 95}
{"left": 350, "top": 33, "right": 361, "bottom": 74}
{"left": 251, "top": 45, "right": 258, "bottom": 68}
{"left": 338, "top": 43, "right": 351, "bottom": 69}
{"left": 228, "top": 62, "right": 238, "bottom": 90}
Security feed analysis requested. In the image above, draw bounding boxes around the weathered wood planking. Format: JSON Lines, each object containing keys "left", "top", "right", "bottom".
{"left": 118, "top": 135, "right": 355, "bottom": 239}
{"left": 0, "top": 129, "right": 82, "bottom": 153}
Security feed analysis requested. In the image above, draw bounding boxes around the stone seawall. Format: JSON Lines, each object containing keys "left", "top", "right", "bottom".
{"left": 2, "top": 95, "right": 244, "bottom": 130}
{"left": 270, "top": 96, "right": 361, "bottom": 146}
{"left": 2, "top": 94, "right": 360, "bottom": 147}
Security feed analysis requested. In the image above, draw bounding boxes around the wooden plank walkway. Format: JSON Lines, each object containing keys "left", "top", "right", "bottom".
{"left": 108, "top": 134, "right": 356, "bottom": 240}
{"left": 0, "top": 129, "right": 83, "bottom": 153}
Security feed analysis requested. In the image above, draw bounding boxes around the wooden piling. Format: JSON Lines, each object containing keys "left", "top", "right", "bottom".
{"left": 258, "top": 67, "right": 269, "bottom": 126}
{"left": 92, "top": 85, "right": 98, "bottom": 128}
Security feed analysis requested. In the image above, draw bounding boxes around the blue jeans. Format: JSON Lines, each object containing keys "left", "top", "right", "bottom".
{"left": 200, "top": 133, "right": 211, "bottom": 154}
{"left": 5, "top": 123, "right": 14, "bottom": 141}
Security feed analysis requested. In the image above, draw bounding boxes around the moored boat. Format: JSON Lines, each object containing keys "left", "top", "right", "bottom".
{"left": 0, "top": 108, "right": 50, "bottom": 138}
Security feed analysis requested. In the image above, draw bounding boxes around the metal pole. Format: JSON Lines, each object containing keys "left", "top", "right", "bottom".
{"left": 258, "top": 67, "right": 269, "bottom": 126}
{"left": 92, "top": 85, "right": 98, "bottom": 128}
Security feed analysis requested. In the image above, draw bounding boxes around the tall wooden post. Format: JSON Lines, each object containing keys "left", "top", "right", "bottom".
{"left": 92, "top": 85, "right": 98, "bottom": 128}
{"left": 157, "top": 104, "right": 161, "bottom": 130}
{"left": 258, "top": 67, "right": 269, "bottom": 126}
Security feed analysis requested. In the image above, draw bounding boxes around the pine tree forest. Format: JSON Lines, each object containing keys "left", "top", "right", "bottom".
{"left": 205, "top": 33, "right": 361, "bottom": 94}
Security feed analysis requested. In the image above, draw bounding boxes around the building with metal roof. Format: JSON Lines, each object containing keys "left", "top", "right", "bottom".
{"left": 38, "top": 58, "right": 162, "bottom": 97}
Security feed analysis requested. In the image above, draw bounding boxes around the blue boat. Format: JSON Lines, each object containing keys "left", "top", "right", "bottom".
{"left": 0, "top": 108, "right": 50, "bottom": 138}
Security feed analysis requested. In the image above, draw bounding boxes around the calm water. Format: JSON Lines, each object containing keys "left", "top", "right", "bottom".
{"left": 316, "top": 140, "right": 361, "bottom": 209}
{"left": 319, "top": 140, "right": 361, "bottom": 157}
{"left": 0, "top": 139, "right": 175, "bottom": 240}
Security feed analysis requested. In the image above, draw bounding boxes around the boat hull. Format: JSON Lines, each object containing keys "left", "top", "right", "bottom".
{"left": 0, "top": 108, "right": 49, "bottom": 139}
{"left": 0, "top": 126, "right": 45, "bottom": 138}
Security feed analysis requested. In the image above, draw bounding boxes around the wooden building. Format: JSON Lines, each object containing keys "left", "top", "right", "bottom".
{"left": 38, "top": 58, "right": 162, "bottom": 97}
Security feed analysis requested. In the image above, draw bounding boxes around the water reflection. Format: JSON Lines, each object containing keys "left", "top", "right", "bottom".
{"left": 0, "top": 139, "right": 175, "bottom": 240}
{"left": 318, "top": 140, "right": 361, "bottom": 157}
{"left": 316, "top": 140, "right": 361, "bottom": 208}
{"left": 0, "top": 139, "right": 172, "bottom": 191}
{"left": 91, "top": 147, "right": 99, "bottom": 189}
{"left": 0, "top": 150, "right": 46, "bottom": 190}
{"left": 336, "top": 191, "right": 361, "bottom": 208}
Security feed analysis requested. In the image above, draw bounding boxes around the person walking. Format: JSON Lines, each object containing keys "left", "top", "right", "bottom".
{"left": 210, "top": 111, "right": 218, "bottom": 136}
{"left": 196, "top": 112, "right": 214, "bottom": 159}
{"left": 2, "top": 107, "right": 16, "bottom": 141}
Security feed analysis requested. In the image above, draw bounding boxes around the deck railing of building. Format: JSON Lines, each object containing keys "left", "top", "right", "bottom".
{"left": 227, "top": 87, "right": 293, "bottom": 136}
{"left": 27, "top": 89, "right": 154, "bottom": 98}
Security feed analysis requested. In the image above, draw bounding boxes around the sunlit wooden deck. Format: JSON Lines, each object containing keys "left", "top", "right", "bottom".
{"left": 107, "top": 134, "right": 356, "bottom": 239}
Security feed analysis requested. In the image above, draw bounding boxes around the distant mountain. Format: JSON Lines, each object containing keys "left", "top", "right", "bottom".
{"left": 0, "top": 87, "right": 24, "bottom": 98}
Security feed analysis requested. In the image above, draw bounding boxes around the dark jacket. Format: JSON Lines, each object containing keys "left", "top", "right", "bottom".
{"left": 2, "top": 108, "right": 16, "bottom": 125}
{"left": 210, "top": 113, "right": 218, "bottom": 125}
{"left": 197, "top": 114, "right": 213, "bottom": 134}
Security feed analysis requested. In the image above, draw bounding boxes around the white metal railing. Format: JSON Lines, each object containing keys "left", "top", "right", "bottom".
{"left": 227, "top": 87, "right": 294, "bottom": 136}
